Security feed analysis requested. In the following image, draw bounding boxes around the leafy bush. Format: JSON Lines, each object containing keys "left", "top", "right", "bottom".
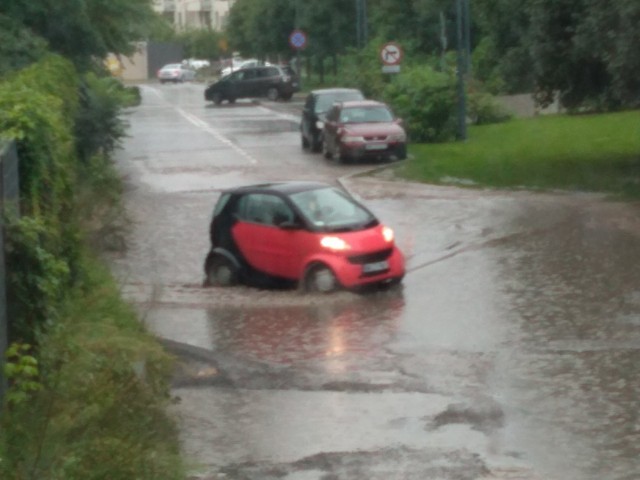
{"left": 75, "top": 72, "right": 137, "bottom": 162}
{"left": 467, "top": 90, "right": 513, "bottom": 125}
{"left": 0, "top": 261, "right": 186, "bottom": 480}
{"left": 0, "top": 57, "right": 83, "bottom": 343}
{"left": 383, "top": 64, "right": 458, "bottom": 143}
{"left": 334, "top": 43, "right": 390, "bottom": 99}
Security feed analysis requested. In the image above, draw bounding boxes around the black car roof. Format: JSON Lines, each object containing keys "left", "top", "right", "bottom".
{"left": 224, "top": 181, "right": 334, "bottom": 196}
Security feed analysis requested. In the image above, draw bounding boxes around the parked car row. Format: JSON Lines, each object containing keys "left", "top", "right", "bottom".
{"left": 300, "top": 88, "right": 408, "bottom": 164}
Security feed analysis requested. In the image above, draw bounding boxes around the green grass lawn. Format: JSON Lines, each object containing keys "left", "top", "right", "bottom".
{"left": 399, "top": 110, "right": 640, "bottom": 198}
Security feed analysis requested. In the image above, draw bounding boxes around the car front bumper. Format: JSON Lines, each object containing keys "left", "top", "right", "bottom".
{"left": 340, "top": 141, "right": 406, "bottom": 160}
{"left": 322, "top": 246, "right": 405, "bottom": 289}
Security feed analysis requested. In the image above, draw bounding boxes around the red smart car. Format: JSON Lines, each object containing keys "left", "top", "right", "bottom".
{"left": 203, "top": 181, "right": 405, "bottom": 292}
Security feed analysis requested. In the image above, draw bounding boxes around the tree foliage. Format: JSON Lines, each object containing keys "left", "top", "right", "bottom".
{"left": 224, "top": 0, "right": 640, "bottom": 111}
{"left": 0, "top": 0, "right": 159, "bottom": 71}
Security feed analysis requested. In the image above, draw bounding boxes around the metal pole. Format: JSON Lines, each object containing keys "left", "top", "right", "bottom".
{"left": 464, "top": 0, "right": 471, "bottom": 75}
{"left": 362, "top": 0, "right": 368, "bottom": 46}
{"left": 295, "top": 0, "right": 302, "bottom": 90}
{"left": 456, "top": 0, "right": 467, "bottom": 140}
{"left": 355, "top": 0, "right": 362, "bottom": 48}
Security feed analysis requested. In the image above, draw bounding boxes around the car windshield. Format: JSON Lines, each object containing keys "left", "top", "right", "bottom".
{"left": 340, "top": 106, "right": 394, "bottom": 123}
{"left": 315, "top": 91, "right": 364, "bottom": 114}
{"left": 289, "top": 187, "right": 377, "bottom": 231}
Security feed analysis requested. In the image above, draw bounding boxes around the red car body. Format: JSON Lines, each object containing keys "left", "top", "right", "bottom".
{"left": 203, "top": 182, "right": 405, "bottom": 292}
{"left": 322, "top": 100, "right": 407, "bottom": 163}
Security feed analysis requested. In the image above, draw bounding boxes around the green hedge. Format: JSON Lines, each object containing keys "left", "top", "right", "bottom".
{"left": 1, "top": 56, "right": 187, "bottom": 479}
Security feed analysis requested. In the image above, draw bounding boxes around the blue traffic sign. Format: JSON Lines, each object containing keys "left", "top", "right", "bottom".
{"left": 289, "top": 29, "right": 308, "bottom": 50}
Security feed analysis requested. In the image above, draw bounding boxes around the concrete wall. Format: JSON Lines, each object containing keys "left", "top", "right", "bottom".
{"left": 497, "top": 93, "right": 563, "bottom": 118}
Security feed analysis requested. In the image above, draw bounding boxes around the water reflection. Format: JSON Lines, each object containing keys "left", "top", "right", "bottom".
{"left": 497, "top": 202, "right": 640, "bottom": 480}
{"left": 205, "top": 291, "right": 405, "bottom": 369}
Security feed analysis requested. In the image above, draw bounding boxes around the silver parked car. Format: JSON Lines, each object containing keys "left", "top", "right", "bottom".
{"left": 157, "top": 63, "right": 196, "bottom": 83}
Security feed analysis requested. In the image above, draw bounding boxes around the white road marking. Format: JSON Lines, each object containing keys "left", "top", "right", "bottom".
{"left": 144, "top": 85, "right": 259, "bottom": 165}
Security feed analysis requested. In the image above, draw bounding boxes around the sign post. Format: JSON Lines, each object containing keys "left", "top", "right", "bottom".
{"left": 289, "top": 29, "right": 307, "bottom": 90}
{"left": 380, "top": 42, "right": 403, "bottom": 73}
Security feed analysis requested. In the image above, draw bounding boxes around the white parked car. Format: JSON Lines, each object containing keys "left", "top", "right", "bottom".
{"left": 186, "top": 58, "right": 210, "bottom": 69}
{"left": 157, "top": 63, "right": 196, "bottom": 83}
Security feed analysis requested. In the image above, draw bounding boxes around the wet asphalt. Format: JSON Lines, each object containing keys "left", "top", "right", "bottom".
{"left": 110, "top": 82, "right": 640, "bottom": 480}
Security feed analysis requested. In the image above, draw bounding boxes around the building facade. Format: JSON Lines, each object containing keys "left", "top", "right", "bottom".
{"left": 152, "top": 0, "right": 234, "bottom": 31}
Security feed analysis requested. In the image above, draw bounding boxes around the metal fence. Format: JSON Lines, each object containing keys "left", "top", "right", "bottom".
{"left": 0, "top": 139, "right": 20, "bottom": 402}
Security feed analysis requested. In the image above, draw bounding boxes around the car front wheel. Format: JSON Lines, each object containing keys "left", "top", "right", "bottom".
{"left": 322, "top": 139, "right": 333, "bottom": 159}
{"left": 311, "top": 133, "right": 323, "bottom": 153}
{"left": 267, "top": 87, "right": 279, "bottom": 101}
{"left": 303, "top": 264, "right": 338, "bottom": 293}
{"left": 211, "top": 92, "right": 223, "bottom": 105}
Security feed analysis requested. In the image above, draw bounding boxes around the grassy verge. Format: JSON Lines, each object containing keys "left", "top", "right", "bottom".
{"left": 397, "top": 110, "right": 640, "bottom": 198}
{"left": 1, "top": 256, "right": 186, "bottom": 480}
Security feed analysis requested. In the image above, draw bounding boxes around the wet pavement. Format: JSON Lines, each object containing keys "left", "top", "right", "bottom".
{"left": 111, "top": 82, "right": 640, "bottom": 480}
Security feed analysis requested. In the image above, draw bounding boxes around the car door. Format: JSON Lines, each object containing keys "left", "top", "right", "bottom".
{"left": 237, "top": 68, "right": 259, "bottom": 98}
{"left": 231, "top": 193, "right": 301, "bottom": 278}
{"left": 255, "top": 67, "right": 279, "bottom": 97}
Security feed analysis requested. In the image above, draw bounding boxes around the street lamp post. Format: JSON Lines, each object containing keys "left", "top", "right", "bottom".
{"left": 455, "top": 0, "right": 467, "bottom": 140}
{"left": 356, "top": 0, "right": 368, "bottom": 48}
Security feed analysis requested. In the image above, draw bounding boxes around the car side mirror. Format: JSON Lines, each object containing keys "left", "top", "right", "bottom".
{"left": 278, "top": 220, "right": 301, "bottom": 230}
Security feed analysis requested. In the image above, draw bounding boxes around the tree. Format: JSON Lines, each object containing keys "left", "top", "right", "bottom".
{"left": 529, "top": 0, "right": 640, "bottom": 110}
{"left": 472, "top": 0, "right": 533, "bottom": 93}
{"left": 0, "top": 0, "right": 159, "bottom": 70}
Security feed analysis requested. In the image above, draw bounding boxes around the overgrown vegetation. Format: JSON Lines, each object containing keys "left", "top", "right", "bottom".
{"left": 225, "top": 0, "right": 640, "bottom": 113}
{"left": 0, "top": 45, "right": 186, "bottom": 480}
{"left": 397, "top": 110, "right": 640, "bottom": 198}
{"left": 1, "top": 260, "right": 185, "bottom": 480}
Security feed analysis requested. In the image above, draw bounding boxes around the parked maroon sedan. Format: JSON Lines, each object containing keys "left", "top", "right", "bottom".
{"left": 322, "top": 100, "right": 407, "bottom": 163}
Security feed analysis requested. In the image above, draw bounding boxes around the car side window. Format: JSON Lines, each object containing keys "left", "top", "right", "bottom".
{"left": 263, "top": 67, "right": 279, "bottom": 77}
{"left": 237, "top": 194, "right": 293, "bottom": 226}
{"left": 242, "top": 69, "right": 257, "bottom": 80}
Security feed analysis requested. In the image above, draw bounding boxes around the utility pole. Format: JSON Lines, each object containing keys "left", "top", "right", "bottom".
{"left": 455, "top": 0, "right": 467, "bottom": 140}
{"left": 355, "top": 0, "right": 367, "bottom": 48}
{"left": 464, "top": 0, "right": 471, "bottom": 75}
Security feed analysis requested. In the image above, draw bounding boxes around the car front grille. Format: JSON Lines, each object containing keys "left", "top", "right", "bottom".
{"left": 348, "top": 248, "right": 393, "bottom": 265}
{"left": 363, "top": 135, "right": 389, "bottom": 141}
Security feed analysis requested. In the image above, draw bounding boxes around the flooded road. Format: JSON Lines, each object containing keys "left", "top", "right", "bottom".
{"left": 112, "top": 83, "right": 640, "bottom": 479}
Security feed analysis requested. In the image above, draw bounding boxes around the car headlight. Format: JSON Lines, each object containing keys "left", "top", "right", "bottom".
{"left": 389, "top": 132, "right": 407, "bottom": 142}
{"left": 342, "top": 135, "right": 365, "bottom": 143}
{"left": 316, "top": 121, "right": 324, "bottom": 130}
{"left": 382, "top": 226, "right": 395, "bottom": 242}
{"left": 320, "top": 236, "right": 350, "bottom": 251}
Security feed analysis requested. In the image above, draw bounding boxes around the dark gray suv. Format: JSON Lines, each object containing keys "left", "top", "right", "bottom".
{"left": 300, "top": 88, "right": 365, "bottom": 152}
{"left": 205, "top": 65, "right": 299, "bottom": 105}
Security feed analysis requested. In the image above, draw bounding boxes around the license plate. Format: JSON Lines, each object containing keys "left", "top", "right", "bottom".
{"left": 365, "top": 143, "right": 387, "bottom": 150}
{"left": 362, "top": 260, "right": 389, "bottom": 273}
